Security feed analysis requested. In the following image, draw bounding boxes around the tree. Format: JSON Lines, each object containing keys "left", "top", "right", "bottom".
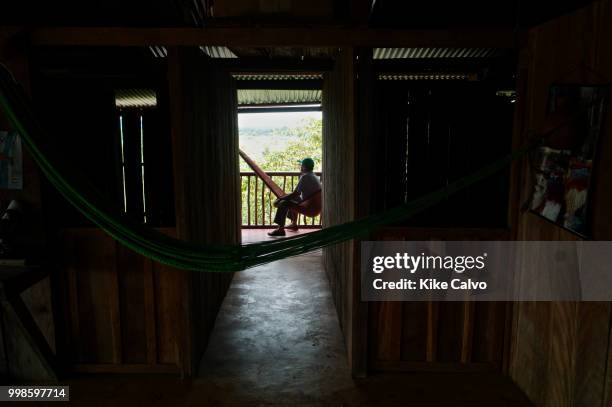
{"left": 239, "top": 116, "right": 322, "bottom": 225}
{"left": 260, "top": 117, "right": 322, "bottom": 171}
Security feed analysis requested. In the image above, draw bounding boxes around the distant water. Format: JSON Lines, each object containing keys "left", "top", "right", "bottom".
{"left": 239, "top": 134, "right": 295, "bottom": 169}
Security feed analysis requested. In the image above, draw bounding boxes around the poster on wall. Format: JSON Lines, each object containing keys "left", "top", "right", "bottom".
{"left": 0, "top": 131, "right": 23, "bottom": 190}
{"left": 530, "top": 85, "right": 609, "bottom": 238}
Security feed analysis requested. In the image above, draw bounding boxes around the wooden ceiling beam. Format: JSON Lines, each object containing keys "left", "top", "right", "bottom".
{"left": 218, "top": 58, "right": 333, "bottom": 73}
{"left": 29, "top": 26, "right": 519, "bottom": 48}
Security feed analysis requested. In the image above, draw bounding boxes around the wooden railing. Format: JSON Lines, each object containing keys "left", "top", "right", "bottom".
{"left": 241, "top": 171, "right": 322, "bottom": 228}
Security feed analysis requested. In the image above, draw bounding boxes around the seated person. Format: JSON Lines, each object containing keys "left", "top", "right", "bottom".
{"left": 268, "top": 158, "right": 321, "bottom": 237}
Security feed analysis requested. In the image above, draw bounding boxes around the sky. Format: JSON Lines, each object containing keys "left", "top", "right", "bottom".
{"left": 238, "top": 110, "right": 321, "bottom": 129}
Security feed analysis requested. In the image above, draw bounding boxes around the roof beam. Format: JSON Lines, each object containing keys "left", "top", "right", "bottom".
{"left": 373, "top": 58, "right": 494, "bottom": 73}
{"left": 29, "top": 26, "right": 519, "bottom": 48}
{"left": 216, "top": 58, "right": 333, "bottom": 73}
{"left": 238, "top": 105, "right": 321, "bottom": 113}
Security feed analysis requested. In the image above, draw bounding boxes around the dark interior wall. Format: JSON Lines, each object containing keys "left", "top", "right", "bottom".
{"left": 0, "top": 1, "right": 185, "bottom": 26}
{"left": 33, "top": 74, "right": 118, "bottom": 226}
{"left": 372, "top": 79, "right": 514, "bottom": 228}
{"left": 362, "top": 58, "right": 516, "bottom": 375}
{"left": 0, "top": 31, "right": 42, "bottom": 229}
{"left": 19, "top": 47, "right": 186, "bottom": 375}
{"left": 370, "top": 0, "right": 595, "bottom": 28}
{"left": 14, "top": 46, "right": 240, "bottom": 376}
{"left": 321, "top": 50, "right": 517, "bottom": 375}
{"left": 170, "top": 48, "right": 241, "bottom": 374}
{"left": 322, "top": 48, "right": 357, "bottom": 370}
{"left": 0, "top": 27, "right": 54, "bottom": 379}
{"left": 509, "top": 0, "right": 612, "bottom": 405}
{"left": 30, "top": 47, "right": 175, "bottom": 229}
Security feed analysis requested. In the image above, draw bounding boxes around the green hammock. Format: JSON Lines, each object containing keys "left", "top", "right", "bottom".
{"left": 0, "top": 65, "right": 527, "bottom": 272}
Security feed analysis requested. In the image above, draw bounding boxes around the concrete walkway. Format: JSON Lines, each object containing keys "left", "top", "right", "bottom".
{"left": 199, "top": 250, "right": 354, "bottom": 405}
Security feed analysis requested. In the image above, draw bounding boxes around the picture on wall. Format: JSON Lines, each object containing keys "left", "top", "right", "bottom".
{"left": 0, "top": 130, "right": 23, "bottom": 190}
{"left": 530, "top": 84, "right": 608, "bottom": 237}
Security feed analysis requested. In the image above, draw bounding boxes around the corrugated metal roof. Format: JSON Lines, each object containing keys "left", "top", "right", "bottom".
{"left": 200, "top": 46, "right": 238, "bottom": 58}
{"left": 378, "top": 73, "right": 474, "bottom": 81}
{"left": 149, "top": 45, "right": 238, "bottom": 58}
{"left": 149, "top": 46, "right": 167, "bottom": 58}
{"left": 237, "top": 89, "right": 321, "bottom": 106}
{"left": 233, "top": 73, "right": 323, "bottom": 81}
{"left": 115, "top": 89, "right": 157, "bottom": 108}
{"left": 373, "top": 48, "right": 497, "bottom": 59}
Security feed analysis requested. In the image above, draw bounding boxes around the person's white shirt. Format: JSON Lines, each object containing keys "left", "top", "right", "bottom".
{"left": 295, "top": 172, "right": 321, "bottom": 200}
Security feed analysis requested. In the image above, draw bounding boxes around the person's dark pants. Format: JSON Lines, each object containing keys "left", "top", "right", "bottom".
{"left": 273, "top": 200, "right": 298, "bottom": 227}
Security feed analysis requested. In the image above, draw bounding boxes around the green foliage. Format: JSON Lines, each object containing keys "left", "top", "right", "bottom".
{"left": 239, "top": 117, "right": 322, "bottom": 226}
{"left": 259, "top": 117, "right": 322, "bottom": 172}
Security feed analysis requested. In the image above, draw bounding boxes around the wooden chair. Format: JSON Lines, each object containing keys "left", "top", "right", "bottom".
{"left": 239, "top": 149, "right": 322, "bottom": 218}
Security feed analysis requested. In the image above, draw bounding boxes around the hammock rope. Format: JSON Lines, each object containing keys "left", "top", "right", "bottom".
{"left": 0, "top": 65, "right": 529, "bottom": 272}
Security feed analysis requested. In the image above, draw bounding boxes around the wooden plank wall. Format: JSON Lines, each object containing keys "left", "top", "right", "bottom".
{"left": 0, "top": 28, "right": 55, "bottom": 377}
{"left": 56, "top": 228, "right": 186, "bottom": 374}
{"left": 0, "top": 29, "right": 42, "bottom": 227}
{"left": 368, "top": 227, "right": 512, "bottom": 373}
{"left": 169, "top": 48, "right": 241, "bottom": 374}
{"left": 322, "top": 48, "right": 357, "bottom": 369}
{"left": 509, "top": 1, "right": 612, "bottom": 405}
{"left": 213, "top": 0, "right": 333, "bottom": 19}
{"left": 0, "top": 43, "right": 240, "bottom": 377}
{"left": 26, "top": 47, "right": 240, "bottom": 378}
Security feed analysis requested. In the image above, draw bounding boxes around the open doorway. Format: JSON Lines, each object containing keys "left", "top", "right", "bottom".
{"left": 197, "top": 73, "right": 355, "bottom": 397}
{"left": 235, "top": 76, "right": 323, "bottom": 242}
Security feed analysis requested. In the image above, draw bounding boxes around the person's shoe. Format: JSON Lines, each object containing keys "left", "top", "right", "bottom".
{"left": 267, "top": 228, "right": 286, "bottom": 237}
{"left": 286, "top": 223, "right": 299, "bottom": 232}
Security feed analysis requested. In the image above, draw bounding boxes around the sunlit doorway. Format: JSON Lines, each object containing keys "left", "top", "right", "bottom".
{"left": 235, "top": 79, "right": 323, "bottom": 242}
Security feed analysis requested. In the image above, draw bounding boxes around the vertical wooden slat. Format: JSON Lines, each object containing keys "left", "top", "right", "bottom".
{"left": 143, "top": 258, "right": 157, "bottom": 365}
{"left": 67, "top": 265, "right": 80, "bottom": 362}
{"left": 268, "top": 183, "right": 272, "bottom": 225}
{"left": 152, "top": 229, "right": 184, "bottom": 368}
{"left": 109, "top": 245, "right": 122, "bottom": 364}
{"left": 461, "top": 302, "right": 475, "bottom": 363}
{"left": 426, "top": 301, "right": 439, "bottom": 362}
{"left": 254, "top": 177, "right": 259, "bottom": 225}
{"left": 376, "top": 302, "right": 403, "bottom": 362}
{"left": 472, "top": 302, "right": 507, "bottom": 367}
{"left": 282, "top": 175, "right": 287, "bottom": 226}
{"left": 116, "top": 244, "right": 147, "bottom": 364}
{"left": 261, "top": 178, "right": 265, "bottom": 224}
{"left": 291, "top": 175, "right": 297, "bottom": 225}
{"left": 400, "top": 302, "right": 429, "bottom": 361}
{"left": 246, "top": 175, "right": 251, "bottom": 226}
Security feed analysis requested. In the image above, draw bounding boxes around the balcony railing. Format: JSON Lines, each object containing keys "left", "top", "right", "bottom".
{"left": 241, "top": 171, "right": 322, "bottom": 228}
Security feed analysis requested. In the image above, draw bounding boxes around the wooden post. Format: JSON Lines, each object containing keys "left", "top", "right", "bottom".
{"left": 166, "top": 46, "right": 193, "bottom": 377}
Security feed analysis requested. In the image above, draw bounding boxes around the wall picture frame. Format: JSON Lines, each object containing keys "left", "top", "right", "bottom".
{"left": 529, "top": 84, "right": 609, "bottom": 238}
{"left": 0, "top": 130, "right": 23, "bottom": 190}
